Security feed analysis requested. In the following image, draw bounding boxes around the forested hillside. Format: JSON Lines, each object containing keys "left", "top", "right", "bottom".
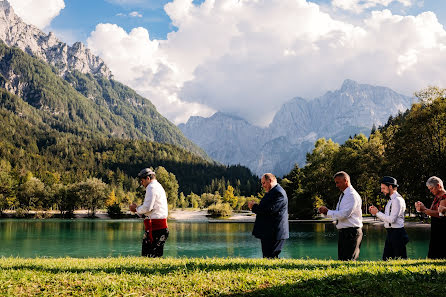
{"left": 0, "top": 42, "right": 207, "bottom": 158}
{"left": 282, "top": 87, "right": 446, "bottom": 219}
{"left": 0, "top": 89, "right": 259, "bottom": 214}
{"left": 0, "top": 42, "right": 260, "bottom": 216}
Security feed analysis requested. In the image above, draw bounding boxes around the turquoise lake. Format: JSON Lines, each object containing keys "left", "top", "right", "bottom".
{"left": 0, "top": 219, "right": 431, "bottom": 259}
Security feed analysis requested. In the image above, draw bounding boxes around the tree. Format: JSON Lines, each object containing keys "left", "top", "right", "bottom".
{"left": 0, "top": 160, "right": 15, "bottom": 214}
{"left": 303, "top": 138, "right": 340, "bottom": 208}
{"left": 75, "top": 178, "right": 108, "bottom": 217}
{"left": 223, "top": 185, "right": 238, "bottom": 209}
{"left": 385, "top": 87, "right": 446, "bottom": 211}
{"left": 52, "top": 183, "right": 77, "bottom": 217}
{"left": 17, "top": 176, "right": 45, "bottom": 210}
{"left": 179, "top": 192, "right": 187, "bottom": 209}
{"left": 155, "top": 166, "right": 179, "bottom": 208}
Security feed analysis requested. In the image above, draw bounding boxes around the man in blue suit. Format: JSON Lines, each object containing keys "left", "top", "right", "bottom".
{"left": 248, "top": 173, "right": 289, "bottom": 258}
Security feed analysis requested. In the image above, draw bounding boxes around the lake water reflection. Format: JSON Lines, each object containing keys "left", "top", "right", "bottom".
{"left": 0, "top": 219, "right": 430, "bottom": 259}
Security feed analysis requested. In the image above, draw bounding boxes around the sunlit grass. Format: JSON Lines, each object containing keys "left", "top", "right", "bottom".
{"left": 1, "top": 257, "right": 445, "bottom": 296}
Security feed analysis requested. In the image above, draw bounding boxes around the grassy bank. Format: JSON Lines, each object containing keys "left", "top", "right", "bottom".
{"left": 1, "top": 257, "right": 445, "bottom": 296}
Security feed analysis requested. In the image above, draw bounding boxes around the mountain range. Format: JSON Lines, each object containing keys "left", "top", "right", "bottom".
{"left": 179, "top": 79, "right": 414, "bottom": 176}
{"left": 0, "top": 0, "right": 207, "bottom": 159}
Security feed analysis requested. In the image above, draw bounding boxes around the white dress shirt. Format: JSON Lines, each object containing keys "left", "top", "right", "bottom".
{"left": 327, "top": 185, "right": 363, "bottom": 229}
{"left": 136, "top": 180, "right": 168, "bottom": 219}
{"left": 376, "top": 191, "right": 406, "bottom": 228}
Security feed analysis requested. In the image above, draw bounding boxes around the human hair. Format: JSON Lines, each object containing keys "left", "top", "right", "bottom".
{"left": 262, "top": 173, "right": 277, "bottom": 182}
{"left": 148, "top": 172, "right": 156, "bottom": 180}
{"left": 426, "top": 176, "right": 444, "bottom": 189}
{"left": 333, "top": 171, "right": 350, "bottom": 181}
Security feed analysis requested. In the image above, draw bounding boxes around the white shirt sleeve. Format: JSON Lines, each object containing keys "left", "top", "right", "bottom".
{"left": 376, "top": 198, "right": 402, "bottom": 224}
{"left": 327, "top": 191, "right": 356, "bottom": 219}
{"left": 136, "top": 186, "right": 155, "bottom": 215}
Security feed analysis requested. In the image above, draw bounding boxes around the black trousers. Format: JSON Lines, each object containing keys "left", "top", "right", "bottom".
{"left": 260, "top": 239, "right": 285, "bottom": 258}
{"left": 142, "top": 228, "right": 169, "bottom": 257}
{"left": 338, "top": 227, "right": 362, "bottom": 261}
{"left": 383, "top": 228, "right": 409, "bottom": 260}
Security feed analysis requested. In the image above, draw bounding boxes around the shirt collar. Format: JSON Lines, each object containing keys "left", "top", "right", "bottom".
{"left": 390, "top": 191, "right": 399, "bottom": 200}
{"left": 343, "top": 185, "right": 353, "bottom": 194}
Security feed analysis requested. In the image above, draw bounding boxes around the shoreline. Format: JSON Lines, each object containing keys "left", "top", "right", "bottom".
{"left": 0, "top": 209, "right": 431, "bottom": 226}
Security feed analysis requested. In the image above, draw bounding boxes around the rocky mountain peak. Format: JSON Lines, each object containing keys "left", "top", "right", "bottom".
{"left": 0, "top": 0, "right": 11, "bottom": 11}
{"left": 180, "top": 80, "right": 414, "bottom": 176}
{"left": 340, "top": 79, "right": 360, "bottom": 92}
{"left": 0, "top": 0, "right": 112, "bottom": 78}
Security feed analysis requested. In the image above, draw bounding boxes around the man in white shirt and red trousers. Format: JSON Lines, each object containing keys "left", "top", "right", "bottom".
{"left": 130, "top": 168, "right": 169, "bottom": 257}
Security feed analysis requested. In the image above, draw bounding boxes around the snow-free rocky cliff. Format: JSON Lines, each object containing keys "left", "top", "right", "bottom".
{"left": 0, "top": 0, "right": 111, "bottom": 78}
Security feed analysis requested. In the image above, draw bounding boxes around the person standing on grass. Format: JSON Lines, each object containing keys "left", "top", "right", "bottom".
{"left": 415, "top": 176, "right": 446, "bottom": 259}
{"left": 248, "top": 173, "right": 289, "bottom": 258}
{"left": 369, "top": 176, "right": 409, "bottom": 260}
{"left": 318, "top": 171, "right": 363, "bottom": 261}
{"left": 130, "top": 168, "right": 169, "bottom": 257}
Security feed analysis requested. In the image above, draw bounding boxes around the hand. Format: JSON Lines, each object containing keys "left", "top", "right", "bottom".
{"left": 247, "top": 200, "right": 256, "bottom": 210}
{"left": 318, "top": 206, "right": 328, "bottom": 215}
{"left": 129, "top": 203, "right": 138, "bottom": 213}
{"left": 369, "top": 205, "right": 378, "bottom": 215}
{"left": 415, "top": 201, "right": 426, "bottom": 213}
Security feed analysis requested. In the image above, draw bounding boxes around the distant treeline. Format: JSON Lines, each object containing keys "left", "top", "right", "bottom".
{"left": 281, "top": 86, "right": 446, "bottom": 219}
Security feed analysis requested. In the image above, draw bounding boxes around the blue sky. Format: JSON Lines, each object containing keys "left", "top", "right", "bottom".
{"left": 9, "top": 0, "right": 446, "bottom": 126}
{"left": 50, "top": 0, "right": 206, "bottom": 43}
{"left": 47, "top": 0, "right": 446, "bottom": 45}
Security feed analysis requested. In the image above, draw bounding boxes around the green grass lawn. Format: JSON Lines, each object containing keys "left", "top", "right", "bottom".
{"left": 1, "top": 257, "right": 445, "bottom": 296}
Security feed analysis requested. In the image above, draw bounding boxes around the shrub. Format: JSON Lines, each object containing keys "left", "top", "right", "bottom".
{"left": 207, "top": 203, "right": 232, "bottom": 217}
{"left": 107, "top": 203, "right": 123, "bottom": 219}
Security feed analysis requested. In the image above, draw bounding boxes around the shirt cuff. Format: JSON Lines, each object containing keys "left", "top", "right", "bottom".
{"left": 376, "top": 212, "right": 384, "bottom": 220}
{"left": 327, "top": 210, "right": 334, "bottom": 217}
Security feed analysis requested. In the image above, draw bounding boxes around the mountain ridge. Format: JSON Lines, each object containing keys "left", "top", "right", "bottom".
{"left": 0, "top": 0, "right": 209, "bottom": 159}
{"left": 180, "top": 80, "right": 414, "bottom": 176}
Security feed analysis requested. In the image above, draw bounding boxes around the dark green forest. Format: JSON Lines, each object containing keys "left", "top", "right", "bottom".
{"left": 0, "top": 42, "right": 259, "bottom": 216}
{"left": 282, "top": 86, "right": 446, "bottom": 219}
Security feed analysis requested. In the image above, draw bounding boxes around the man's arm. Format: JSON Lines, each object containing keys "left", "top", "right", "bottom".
{"left": 136, "top": 187, "right": 155, "bottom": 215}
{"left": 252, "top": 190, "right": 286, "bottom": 215}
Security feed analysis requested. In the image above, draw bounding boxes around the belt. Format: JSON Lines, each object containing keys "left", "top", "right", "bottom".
{"left": 339, "top": 227, "right": 360, "bottom": 230}
{"left": 144, "top": 218, "right": 168, "bottom": 243}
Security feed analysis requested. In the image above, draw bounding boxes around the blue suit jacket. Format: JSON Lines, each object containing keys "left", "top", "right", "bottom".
{"left": 252, "top": 184, "right": 289, "bottom": 240}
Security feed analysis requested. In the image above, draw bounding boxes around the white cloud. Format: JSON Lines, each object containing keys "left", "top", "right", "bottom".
{"left": 86, "top": 23, "right": 215, "bottom": 123}
{"left": 87, "top": 0, "right": 446, "bottom": 126}
{"left": 8, "top": 0, "right": 65, "bottom": 29}
{"left": 332, "top": 0, "right": 413, "bottom": 13}
{"left": 129, "top": 11, "right": 143, "bottom": 18}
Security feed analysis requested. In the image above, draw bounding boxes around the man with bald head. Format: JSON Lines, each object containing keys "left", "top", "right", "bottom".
{"left": 319, "top": 171, "right": 363, "bottom": 260}
{"left": 248, "top": 173, "right": 289, "bottom": 258}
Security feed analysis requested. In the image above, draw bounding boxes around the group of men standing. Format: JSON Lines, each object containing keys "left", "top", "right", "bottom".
{"left": 130, "top": 166, "right": 446, "bottom": 261}
{"left": 250, "top": 171, "right": 446, "bottom": 261}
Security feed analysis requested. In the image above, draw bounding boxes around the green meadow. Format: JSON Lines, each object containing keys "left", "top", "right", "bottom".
{"left": 1, "top": 257, "right": 445, "bottom": 296}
